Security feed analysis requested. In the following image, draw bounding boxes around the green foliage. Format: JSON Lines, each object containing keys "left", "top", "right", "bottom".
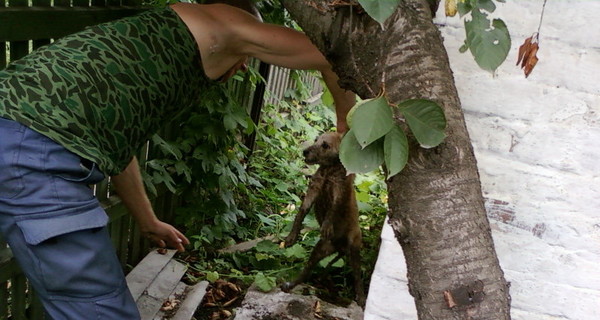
{"left": 340, "top": 96, "right": 446, "bottom": 177}
{"left": 150, "top": 66, "right": 389, "bottom": 301}
{"left": 457, "top": 0, "right": 511, "bottom": 72}
{"left": 187, "top": 168, "right": 388, "bottom": 298}
{"left": 142, "top": 67, "right": 263, "bottom": 247}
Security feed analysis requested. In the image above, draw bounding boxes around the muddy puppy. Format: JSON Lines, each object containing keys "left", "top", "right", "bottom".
{"left": 281, "top": 132, "right": 365, "bottom": 307}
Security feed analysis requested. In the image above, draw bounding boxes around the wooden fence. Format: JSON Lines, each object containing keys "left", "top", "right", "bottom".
{"left": 0, "top": 2, "right": 321, "bottom": 319}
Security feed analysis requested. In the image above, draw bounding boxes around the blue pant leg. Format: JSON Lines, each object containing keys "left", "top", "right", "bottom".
{"left": 0, "top": 118, "right": 140, "bottom": 319}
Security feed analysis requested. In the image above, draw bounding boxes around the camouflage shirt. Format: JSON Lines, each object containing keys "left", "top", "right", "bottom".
{"left": 0, "top": 7, "right": 211, "bottom": 175}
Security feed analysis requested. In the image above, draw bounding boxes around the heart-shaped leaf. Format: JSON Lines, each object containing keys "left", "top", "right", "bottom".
{"left": 399, "top": 99, "right": 446, "bottom": 148}
{"left": 464, "top": 9, "right": 511, "bottom": 72}
{"left": 347, "top": 96, "right": 394, "bottom": 149}
{"left": 340, "top": 129, "right": 384, "bottom": 174}
{"left": 357, "top": 0, "right": 401, "bottom": 27}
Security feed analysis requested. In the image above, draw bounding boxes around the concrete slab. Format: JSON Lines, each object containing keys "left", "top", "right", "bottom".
{"left": 234, "top": 284, "right": 363, "bottom": 320}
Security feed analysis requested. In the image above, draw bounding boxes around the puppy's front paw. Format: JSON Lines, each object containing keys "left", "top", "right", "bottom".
{"left": 320, "top": 222, "right": 334, "bottom": 239}
{"left": 280, "top": 282, "right": 295, "bottom": 292}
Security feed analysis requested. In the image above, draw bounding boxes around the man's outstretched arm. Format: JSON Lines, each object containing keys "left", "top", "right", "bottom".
{"left": 227, "top": 13, "right": 356, "bottom": 131}
{"left": 110, "top": 157, "right": 190, "bottom": 252}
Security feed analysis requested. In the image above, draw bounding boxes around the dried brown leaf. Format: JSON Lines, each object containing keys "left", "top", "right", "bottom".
{"left": 226, "top": 282, "right": 240, "bottom": 293}
{"left": 220, "top": 310, "right": 232, "bottom": 318}
{"left": 516, "top": 36, "right": 532, "bottom": 66}
{"left": 443, "top": 290, "right": 457, "bottom": 308}
{"left": 517, "top": 34, "right": 540, "bottom": 78}
{"left": 222, "top": 296, "right": 239, "bottom": 307}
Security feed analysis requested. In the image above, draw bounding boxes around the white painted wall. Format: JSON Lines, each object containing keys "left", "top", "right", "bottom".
{"left": 365, "top": 1, "right": 600, "bottom": 319}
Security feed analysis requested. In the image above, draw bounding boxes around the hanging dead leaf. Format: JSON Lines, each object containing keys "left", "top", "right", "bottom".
{"left": 445, "top": 0, "right": 457, "bottom": 17}
{"left": 517, "top": 34, "right": 540, "bottom": 78}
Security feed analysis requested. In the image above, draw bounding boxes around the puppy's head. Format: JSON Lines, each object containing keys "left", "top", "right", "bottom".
{"left": 303, "top": 132, "right": 343, "bottom": 166}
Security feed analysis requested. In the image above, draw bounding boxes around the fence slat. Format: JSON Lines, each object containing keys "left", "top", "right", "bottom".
{"left": 0, "top": 7, "right": 148, "bottom": 42}
{"left": 31, "top": 0, "right": 51, "bottom": 50}
{"left": 27, "top": 288, "right": 45, "bottom": 320}
{"left": 0, "top": 281, "right": 8, "bottom": 319}
{"left": 10, "top": 274, "right": 27, "bottom": 320}
{"left": 0, "top": 42, "right": 6, "bottom": 69}
{"left": 8, "top": 0, "right": 29, "bottom": 61}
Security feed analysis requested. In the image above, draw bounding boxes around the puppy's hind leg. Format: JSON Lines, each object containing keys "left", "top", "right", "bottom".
{"left": 349, "top": 245, "right": 366, "bottom": 307}
{"left": 281, "top": 239, "right": 335, "bottom": 292}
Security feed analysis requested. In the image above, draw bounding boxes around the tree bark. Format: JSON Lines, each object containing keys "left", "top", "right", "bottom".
{"left": 281, "top": 0, "right": 512, "bottom": 319}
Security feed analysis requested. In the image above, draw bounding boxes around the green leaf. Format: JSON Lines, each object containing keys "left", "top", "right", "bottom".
{"left": 254, "top": 272, "right": 277, "bottom": 292}
{"left": 398, "top": 99, "right": 446, "bottom": 148}
{"left": 384, "top": 125, "right": 409, "bottom": 177}
{"left": 256, "top": 240, "right": 279, "bottom": 252}
{"left": 457, "top": 0, "right": 473, "bottom": 17}
{"left": 151, "top": 134, "right": 182, "bottom": 160}
{"left": 284, "top": 244, "right": 307, "bottom": 259}
{"left": 255, "top": 252, "right": 271, "bottom": 261}
{"left": 223, "top": 114, "right": 237, "bottom": 130}
{"left": 340, "top": 129, "right": 384, "bottom": 174}
{"left": 321, "top": 88, "right": 334, "bottom": 107}
{"left": 348, "top": 96, "right": 394, "bottom": 148}
{"left": 464, "top": 9, "right": 511, "bottom": 72}
{"left": 357, "top": 0, "right": 400, "bottom": 27}
{"left": 476, "top": 0, "right": 496, "bottom": 13}
{"left": 206, "top": 271, "right": 219, "bottom": 283}
{"left": 319, "top": 254, "right": 345, "bottom": 268}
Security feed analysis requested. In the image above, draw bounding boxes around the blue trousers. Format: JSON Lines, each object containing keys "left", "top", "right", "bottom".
{"left": 0, "top": 117, "right": 140, "bottom": 319}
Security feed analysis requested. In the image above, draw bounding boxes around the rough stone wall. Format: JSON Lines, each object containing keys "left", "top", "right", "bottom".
{"left": 365, "top": 1, "right": 600, "bottom": 319}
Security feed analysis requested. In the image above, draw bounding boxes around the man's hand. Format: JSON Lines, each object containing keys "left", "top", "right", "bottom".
{"left": 141, "top": 220, "right": 190, "bottom": 252}
{"left": 111, "top": 157, "right": 189, "bottom": 252}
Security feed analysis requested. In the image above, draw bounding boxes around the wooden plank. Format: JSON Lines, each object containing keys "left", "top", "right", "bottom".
{"left": 129, "top": 220, "right": 145, "bottom": 267}
{"left": 27, "top": 288, "right": 44, "bottom": 320}
{"left": 31, "top": 0, "right": 51, "bottom": 50}
{"left": 138, "top": 260, "right": 187, "bottom": 320}
{"left": 0, "top": 6, "right": 148, "bottom": 42}
{"left": 0, "top": 42, "right": 6, "bottom": 69}
{"left": 125, "top": 249, "right": 176, "bottom": 301}
{"left": 10, "top": 274, "right": 27, "bottom": 320}
{"left": 170, "top": 281, "right": 209, "bottom": 320}
{"left": 0, "top": 280, "right": 8, "bottom": 319}
{"left": 145, "top": 259, "right": 186, "bottom": 299}
{"left": 0, "top": 256, "right": 21, "bottom": 284}
{"left": 53, "top": 0, "right": 70, "bottom": 6}
{"left": 8, "top": 0, "right": 29, "bottom": 61}
{"left": 152, "top": 281, "right": 187, "bottom": 320}
{"left": 117, "top": 216, "right": 133, "bottom": 268}
{"left": 109, "top": 215, "right": 125, "bottom": 264}
{"left": 136, "top": 294, "right": 163, "bottom": 320}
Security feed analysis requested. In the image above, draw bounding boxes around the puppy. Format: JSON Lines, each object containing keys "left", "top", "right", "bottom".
{"left": 281, "top": 132, "right": 365, "bottom": 307}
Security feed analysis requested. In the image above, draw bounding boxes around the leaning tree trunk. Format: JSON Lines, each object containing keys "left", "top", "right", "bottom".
{"left": 282, "top": 0, "right": 512, "bottom": 318}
